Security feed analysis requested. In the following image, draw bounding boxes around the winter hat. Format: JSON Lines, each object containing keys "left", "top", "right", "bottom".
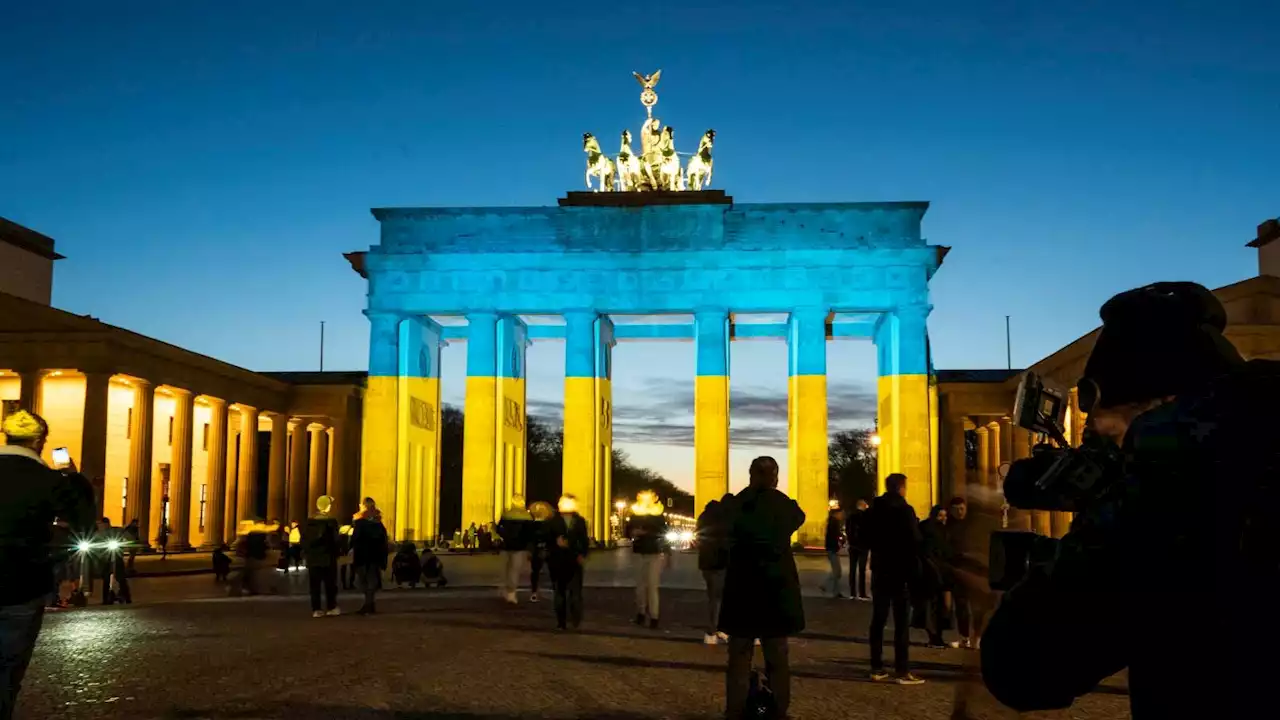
{"left": 1081, "top": 282, "right": 1241, "bottom": 410}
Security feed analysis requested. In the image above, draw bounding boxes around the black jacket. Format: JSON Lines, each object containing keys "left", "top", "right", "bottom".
{"left": 0, "top": 447, "right": 95, "bottom": 605}
{"left": 350, "top": 517, "right": 389, "bottom": 568}
{"left": 626, "top": 514, "right": 668, "bottom": 555}
{"left": 497, "top": 508, "right": 535, "bottom": 553}
{"left": 696, "top": 500, "right": 730, "bottom": 571}
{"left": 983, "top": 360, "right": 1280, "bottom": 718}
{"left": 824, "top": 515, "right": 844, "bottom": 553}
{"left": 863, "top": 492, "right": 921, "bottom": 585}
{"left": 302, "top": 515, "right": 341, "bottom": 568}
{"left": 717, "top": 486, "right": 806, "bottom": 639}
{"left": 546, "top": 512, "right": 590, "bottom": 577}
{"left": 844, "top": 508, "right": 866, "bottom": 550}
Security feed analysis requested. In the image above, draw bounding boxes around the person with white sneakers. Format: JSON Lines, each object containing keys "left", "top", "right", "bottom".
{"left": 302, "top": 496, "right": 342, "bottom": 618}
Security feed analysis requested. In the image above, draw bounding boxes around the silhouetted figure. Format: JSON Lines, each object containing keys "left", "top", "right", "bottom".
{"left": 719, "top": 456, "right": 805, "bottom": 720}
{"left": 696, "top": 493, "right": 732, "bottom": 645}
{"left": 350, "top": 500, "right": 389, "bottom": 615}
{"left": 845, "top": 498, "right": 870, "bottom": 600}
{"left": 547, "top": 495, "right": 589, "bottom": 630}
{"left": 864, "top": 473, "right": 925, "bottom": 685}
{"left": 303, "top": 496, "right": 341, "bottom": 617}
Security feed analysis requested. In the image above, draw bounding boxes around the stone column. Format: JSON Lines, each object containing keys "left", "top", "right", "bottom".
{"left": 265, "top": 413, "right": 288, "bottom": 522}
{"left": 127, "top": 380, "right": 155, "bottom": 544}
{"left": 362, "top": 311, "right": 400, "bottom": 533}
{"left": 203, "top": 398, "right": 228, "bottom": 547}
{"left": 309, "top": 423, "right": 330, "bottom": 511}
{"left": 462, "top": 312, "right": 499, "bottom": 531}
{"left": 168, "top": 389, "right": 195, "bottom": 550}
{"left": 986, "top": 421, "right": 1002, "bottom": 485}
{"left": 693, "top": 309, "right": 730, "bottom": 517}
{"left": 288, "top": 420, "right": 310, "bottom": 522}
{"left": 79, "top": 371, "right": 112, "bottom": 490}
{"left": 787, "top": 307, "right": 829, "bottom": 546}
{"left": 17, "top": 369, "right": 42, "bottom": 414}
{"left": 975, "top": 426, "right": 990, "bottom": 476}
{"left": 235, "top": 406, "right": 260, "bottom": 522}
{"left": 562, "top": 310, "right": 613, "bottom": 542}
{"left": 327, "top": 420, "right": 349, "bottom": 520}
{"left": 998, "top": 417, "right": 1013, "bottom": 465}
{"left": 223, "top": 408, "right": 241, "bottom": 541}
{"left": 943, "top": 415, "right": 967, "bottom": 503}
{"left": 874, "top": 305, "right": 935, "bottom": 517}
{"left": 394, "top": 317, "right": 446, "bottom": 541}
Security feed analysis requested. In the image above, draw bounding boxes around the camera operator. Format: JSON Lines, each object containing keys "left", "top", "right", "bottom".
{"left": 979, "top": 282, "right": 1276, "bottom": 717}
{"left": 0, "top": 410, "right": 95, "bottom": 720}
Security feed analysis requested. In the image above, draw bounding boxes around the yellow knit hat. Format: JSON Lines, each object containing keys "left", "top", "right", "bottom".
{"left": 1, "top": 410, "right": 46, "bottom": 440}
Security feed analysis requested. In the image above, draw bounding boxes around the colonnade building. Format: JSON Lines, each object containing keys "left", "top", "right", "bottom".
{"left": 0, "top": 218, "right": 364, "bottom": 549}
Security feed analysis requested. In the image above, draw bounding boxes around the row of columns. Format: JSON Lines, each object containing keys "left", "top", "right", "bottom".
{"left": 6, "top": 369, "right": 345, "bottom": 549}
{"left": 362, "top": 305, "right": 938, "bottom": 547}
{"left": 949, "top": 385, "right": 1087, "bottom": 539}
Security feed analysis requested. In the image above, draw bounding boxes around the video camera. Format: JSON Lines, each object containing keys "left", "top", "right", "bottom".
{"left": 988, "top": 372, "right": 1123, "bottom": 590}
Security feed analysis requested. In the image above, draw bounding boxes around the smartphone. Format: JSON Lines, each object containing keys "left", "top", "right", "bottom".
{"left": 52, "top": 447, "right": 71, "bottom": 467}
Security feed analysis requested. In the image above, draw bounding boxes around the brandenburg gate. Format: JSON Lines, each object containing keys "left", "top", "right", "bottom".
{"left": 358, "top": 71, "right": 945, "bottom": 545}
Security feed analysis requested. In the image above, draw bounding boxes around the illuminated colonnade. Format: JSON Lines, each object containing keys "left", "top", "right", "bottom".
{"left": 0, "top": 365, "right": 356, "bottom": 549}
{"left": 357, "top": 195, "right": 946, "bottom": 544}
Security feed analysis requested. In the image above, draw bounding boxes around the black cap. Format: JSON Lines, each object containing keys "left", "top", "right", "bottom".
{"left": 1081, "top": 282, "right": 1241, "bottom": 410}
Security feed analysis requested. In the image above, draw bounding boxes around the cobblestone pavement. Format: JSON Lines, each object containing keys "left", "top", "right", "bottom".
{"left": 19, "top": 587, "right": 1130, "bottom": 720}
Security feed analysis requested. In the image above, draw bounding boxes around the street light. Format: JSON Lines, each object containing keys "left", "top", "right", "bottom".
{"left": 870, "top": 433, "right": 882, "bottom": 447}
{"left": 615, "top": 500, "right": 627, "bottom": 512}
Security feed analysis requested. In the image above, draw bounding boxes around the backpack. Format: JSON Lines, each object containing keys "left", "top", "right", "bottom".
{"left": 743, "top": 670, "right": 778, "bottom": 719}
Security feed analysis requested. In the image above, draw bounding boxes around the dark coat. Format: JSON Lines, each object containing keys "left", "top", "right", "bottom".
{"left": 844, "top": 508, "right": 867, "bottom": 549}
{"left": 696, "top": 500, "right": 730, "bottom": 572}
{"left": 626, "top": 514, "right": 668, "bottom": 555}
{"left": 350, "top": 517, "right": 389, "bottom": 569}
{"left": 546, "top": 512, "right": 590, "bottom": 579}
{"left": 0, "top": 448, "right": 95, "bottom": 605}
{"left": 717, "top": 486, "right": 806, "bottom": 639}
{"left": 863, "top": 492, "right": 922, "bottom": 587}
{"left": 824, "top": 515, "right": 844, "bottom": 553}
{"left": 918, "top": 517, "right": 952, "bottom": 594}
{"left": 302, "top": 515, "right": 341, "bottom": 568}
{"left": 497, "top": 508, "right": 535, "bottom": 553}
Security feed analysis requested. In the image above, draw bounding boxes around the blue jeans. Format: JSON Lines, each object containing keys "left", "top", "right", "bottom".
{"left": 0, "top": 597, "right": 46, "bottom": 720}
{"left": 824, "top": 551, "right": 843, "bottom": 596}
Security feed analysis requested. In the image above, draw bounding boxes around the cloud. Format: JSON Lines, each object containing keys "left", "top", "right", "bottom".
{"left": 516, "top": 378, "right": 877, "bottom": 448}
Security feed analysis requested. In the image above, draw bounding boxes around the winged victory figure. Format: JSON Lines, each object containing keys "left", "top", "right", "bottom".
{"left": 633, "top": 69, "right": 662, "bottom": 90}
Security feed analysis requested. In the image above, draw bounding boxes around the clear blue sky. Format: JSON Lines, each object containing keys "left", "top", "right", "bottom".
{"left": 2, "top": 1, "right": 1275, "bottom": 493}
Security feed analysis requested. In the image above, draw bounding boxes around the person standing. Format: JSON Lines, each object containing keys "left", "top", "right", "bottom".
{"left": 719, "top": 456, "right": 806, "bottom": 720}
{"left": 157, "top": 522, "right": 169, "bottom": 560}
{"left": 0, "top": 411, "right": 95, "bottom": 720}
{"left": 547, "top": 495, "right": 589, "bottom": 631}
{"left": 626, "top": 491, "right": 669, "bottom": 629}
{"left": 696, "top": 493, "right": 732, "bottom": 645}
{"left": 496, "top": 495, "right": 534, "bottom": 604}
{"left": 303, "top": 496, "right": 342, "bottom": 618}
{"left": 350, "top": 501, "right": 389, "bottom": 615}
{"left": 918, "top": 505, "right": 953, "bottom": 649}
{"left": 845, "top": 498, "right": 870, "bottom": 600}
{"left": 945, "top": 497, "right": 974, "bottom": 648}
{"left": 94, "top": 518, "right": 131, "bottom": 605}
{"left": 864, "top": 473, "right": 925, "bottom": 685}
{"left": 822, "top": 507, "right": 846, "bottom": 598}
{"left": 122, "top": 518, "right": 140, "bottom": 571}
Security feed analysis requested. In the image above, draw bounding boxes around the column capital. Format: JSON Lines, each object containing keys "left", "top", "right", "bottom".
{"left": 168, "top": 386, "right": 193, "bottom": 398}
{"left": 787, "top": 306, "right": 830, "bottom": 324}
{"left": 693, "top": 307, "right": 729, "bottom": 322}
{"left": 363, "top": 309, "right": 402, "bottom": 323}
{"left": 974, "top": 425, "right": 989, "bottom": 435}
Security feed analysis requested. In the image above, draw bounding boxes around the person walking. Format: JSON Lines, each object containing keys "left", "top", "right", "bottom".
{"left": 350, "top": 500, "right": 389, "bottom": 615}
{"left": 864, "top": 473, "right": 925, "bottom": 685}
{"left": 845, "top": 498, "right": 870, "bottom": 600}
{"left": 303, "top": 496, "right": 342, "bottom": 618}
{"left": 528, "top": 501, "right": 553, "bottom": 603}
{"left": 496, "top": 495, "right": 534, "bottom": 604}
{"left": 719, "top": 456, "right": 806, "bottom": 720}
{"left": 94, "top": 518, "right": 131, "bottom": 605}
{"left": 696, "top": 493, "right": 733, "bottom": 645}
{"left": 157, "top": 522, "right": 170, "bottom": 560}
{"left": 626, "top": 490, "right": 669, "bottom": 629}
{"left": 123, "top": 518, "right": 140, "bottom": 571}
{"left": 547, "top": 495, "right": 589, "bottom": 631}
{"left": 0, "top": 410, "right": 95, "bottom": 720}
{"left": 822, "top": 507, "right": 846, "bottom": 598}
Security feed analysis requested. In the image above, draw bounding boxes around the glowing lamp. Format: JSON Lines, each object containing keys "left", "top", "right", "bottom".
{"left": 665, "top": 531, "right": 679, "bottom": 543}
{"left": 77, "top": 541, "right": 91, "bottom": 553}
{"left": 106, "top": 540, "right": 121, "bottom": 552}
{"left": 870, "top": 433, "right": 882, "bottom": 447}
{"left": 615, "top": 500, "right": 627, "bottom": 512}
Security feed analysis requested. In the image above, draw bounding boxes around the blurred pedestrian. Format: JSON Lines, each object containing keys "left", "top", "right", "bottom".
{"left": 303, "top": 496, "right": 342, "bottom": 617}
{"left": 696, "top": 493, "right": 732, "bottom": 645}
{"left": 864, "top": 473, "right": 925, "bottom": 685}
{"left": 497, "top": 495, "right": 534, "bottom": 604}
{"left": 845, "top": 498, "right": 870, "bottom": 600}
{"left": 0, "top": 410, "right": 95, "bottom": 720}
{"left": 547, "top": 495, "right": 589, "bottom": 631}
{"left": 719, "top": 456, "right": 805, "bottom": 720}
{"left": 350, "top": 500, "right": 388, "bottom": 615}
{"left": 822, "top": 507, "right": 846, "bottom": 598}
{"left": 528, "top": 501, "right": 553, "bottom": 602}
{"left": 626, "top": 490, "right": 669, "bottom": 629}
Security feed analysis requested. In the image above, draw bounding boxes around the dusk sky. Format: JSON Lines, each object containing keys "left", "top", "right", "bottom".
{"left": 2, "top": 1, "right": 1275, "bottom": 493}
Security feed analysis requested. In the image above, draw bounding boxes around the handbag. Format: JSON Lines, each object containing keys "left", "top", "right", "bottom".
{"left": 744, "top": 670, "right": 779, "bottom": 719}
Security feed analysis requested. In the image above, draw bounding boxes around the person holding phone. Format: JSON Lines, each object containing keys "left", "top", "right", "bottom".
{"left": 0, "top": 410, "right": 95, "bottom": 720}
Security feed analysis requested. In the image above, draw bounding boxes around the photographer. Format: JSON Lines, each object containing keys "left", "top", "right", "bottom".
{"left": 0, "top": 410, "right": 95, "bottom": 720}
{"left": 980, "top": 282, "right": 1275, "bottom": 717}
